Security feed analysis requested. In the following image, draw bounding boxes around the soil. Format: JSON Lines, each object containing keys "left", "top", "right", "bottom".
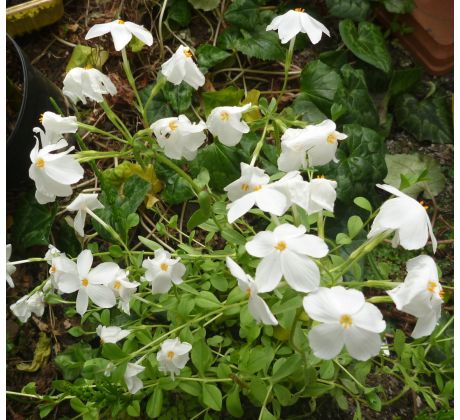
{"left": 6, "top": 0, "right": 453, "bottom": 419}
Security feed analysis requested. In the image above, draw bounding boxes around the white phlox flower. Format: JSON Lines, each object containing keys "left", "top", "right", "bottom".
{"left": 37, "top": 111, "right": 78, "bottom": 146}
{"left": 156, "top": 338, "right": 192, "bottom": 380}
{"left": 142, "top": 249, "right": 186, "bottom": 294}
{"left": 6, "top": 244, "right": 15, "bottom": 288}
{"left": 96, "top": 325, "right": 130, "bottom": 344}
{"left": 226, "top": 257, "right": 278, "bottom": 325}
{"left": 29, "top": 139, "right": 84, "bottom": 205}
{"left": 109, "top": 269, "right": 139, "bottom": 315}
{"left": 85, "top": 19, "right": 153, "bottom": 51}
{"left": 48, "top": 254, "right": 77, "bottom": 293}
{"left": 224, "top": 163, "right": 290, "bottom": 223}
{"left": 57, "top": 250, "right": 118, "bottom": 315}
{"left": 151, "top": 115, "right": 207, "bottom": 161}
{"left": 10, "top": 292, "right": 45, "bottom": 323}
{"left": 388, "top": 255, "right": 444, "bottom": 339}
{"left": 303, "top": 286, "right": 386, "bottom": 361}
{"left": 160, "top": 45, "right": 205, "bottom": 89}
{"left": 206, "top": 104, "right": 251, "bottom": 146}
{"left": 246, "top": 223, "right": 328, "bottom": 293}
{"left": 277, "top": 120, "right": 347, "bottom": 171}
{"left": 266, "top": 8, "right": 330, "bottom": 44}
{"left": 124, "top": 361, "right": 145, "bottom": 394}
{"left": 368, "top": 184, "right": 437, "bottom": 253}
{"left": 66, "top": 193, "right": 104, "bottom": 237}
{"left": 63, "top": 67, "right": 117, "bottom": 105}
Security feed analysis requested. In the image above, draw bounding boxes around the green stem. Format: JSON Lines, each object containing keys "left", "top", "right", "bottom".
{"left": 100, "top": 100, "right": 133, "bottom": 142}
{"left": 258, "top": 383, "right": 273, "bottom": 420}
{"left": 367, "top": 296, "right": 393, "bottom": 304}
{"left": 250, "top": 119, "right": 270, "bottom": 166}
{"left": 142, "top": 78, "right": 167, "bottom": 126}
{"left": 277, "top": 36, "right": 296, "bottom": 106}
{"left": 77, "top": 122, "right": 128, "bottom": 144}
{"left": 121, "top": 48, "right": 143, "bottom": 115}
{"left": 317, "top": 211, "right": 324, "bottom": 239}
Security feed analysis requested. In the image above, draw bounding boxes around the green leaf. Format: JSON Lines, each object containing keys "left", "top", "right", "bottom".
{"left": 322, "top": 124, "right": 387, "bottom": 203}
{"left": 366, "top": 391, "right": 382, "bottom": 411}
{"left": 12, "top": 191, "right": 56, "bottom": 250}
{"left": 291, "top": 94, "right": 327, "bottom": 123}
{"left": 154, "top": 161, "right": 194, "bottom": 205}
{"left": 191, "top": 339, "right": 213, "bottom": 375}
{"left": 388, "top": 68, "right": 422, "bottom": 98}
{"left": 188, "top": 0, "right": 220, "bottom": 11}
{"left": 81, "top": 358, "right": 110, "bottom": 380}
{"left": 271, "top": 354, "right": 302, "bottom": 383}
{"left": 221, "top": 226, "right": 246, "bottom": 245}
{"left": 325, "top": 0, "right": 370, "bottom": 21}
{"left": 146, "top": 387, "right": 163, "bottom": 418}
{"left": 21, "top": 382, "right": 37, "bottom": 395}
{"left": 70, "top": 398, "right": 87, "bottom": 414}
{"left": 224, "top": 0, "right": 273, "bottom": 31}
{"left": 339, "top": 20, "right": 392, "bottom": 73}
{"left": 202, "top": 86, "right": 244, "bottom": 116}
{"left": 384, "top": 153, "right": 446, "bottom": 198}
{"left": 161, "top": 81, "right": 194, "bottom": 114}
{"left": 336, "top": 233, "right": 352, "bottom": 245}
{"left": 393, "top": 329, "right": 406, "bottom": 357}
{"left": 347, "top": 215, "right": 364, "bottom": 238}
{"left": 55, "top": 343, "right": 96, "bottom": 381}
{"left": 127, "top": 401, "right": 140, "bottom": 417}
{"left": 226, "top": 386, "right": 244, "bottom": 417}
{"left": 68, "top": 326, "right": 85, "bottom": 337}
{"left": 300, "top": 60, "right": 343, "bottom": 115}
{"left": 393, "top": 93, "right": 453, "bottom": 144}
{"left": 168, "top": 0, "right": 192, "bottom": 26}
{"left": 65, "top": 45, "right": 109, "bottom": 72}
{"left": 197, "top": 44, "right": 232, "bottom": 69}
{"left": 139, "top": 83, "right": 174, "bottom": 124}
{"left": 196, "top": 291, "right": 221, "bottom": 309}
{"left": 101, "top": 343, "right": 127, "bottom": 360}
{"left": 187, "top": 191, "right": 212, "bottom": 230}
{"left": 383, "top": 0, "right": 414, "bottom": 14}
{"left": 16, "top": 333, "right": 51, "bottom": 372}
{"left": 353, "top": 197, "right": 372, "bottom": 213}
{"left": 202, "top": 383, "right": 222, "bottom": 411}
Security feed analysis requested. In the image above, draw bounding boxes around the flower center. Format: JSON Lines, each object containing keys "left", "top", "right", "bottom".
{"left": 220, "top": 111, "right": 230, "bottom": 121}
{"left": 419, "top": 200, "right": 429, "bottom": 210}
{"left": 50, "top": 265, "right": 56, "bottom": 274}
{"left": 183, "top": 48, "right": 193, "bottom": 58}
{"left": 253, "top": 185, "right": 262, "bottom": 191}
{"left": 168, "top": 121, "right": 178, "bottom": 132}
{"left": 167, "top": 351, "right": 175, "bottom": 360}
{"left": 294, "top": 8, "right": 305, "bottom": 13}
{"left": 81, "top": 278, "right": 89, "bottom": 287}
{"left": 427, "top": 280, "right": 438, "bottom": 294}
{"left": 241, "top": 183, "right": 249, "bottom": 192}
{"left": 160, "top": 263, "right": 169, "bottom": 272}
{"left": 245, "top": 288, "right": 252, "bottom": 298}
{"left": 39, "top": 113, "right": 44, "bottom": 124}
{"left": 35, "top": 158, "right": 45, "bottom": 169}
{"left": 117, "top": 19, "right": 125, "bottom": 24}
{"left": 439, "top": 289, "right": 445, "bottom": 299}
{"left": 339, "top": 314, "right": 353, "bottom": 329}
{"left": 113, "top": 280, "right": 122, "bottom": 290}
{"left": 316, "top": 175, "right": 325, "bottom": 179}
{"left": 274, "top": 241, "right": 287, "bottom": 252}
{"left": 326, "top": 133, "right": 337, "bottom": 144}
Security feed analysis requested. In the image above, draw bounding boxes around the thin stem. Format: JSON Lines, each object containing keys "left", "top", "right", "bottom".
{"left": 250, "top": 119, "right": 270, "bottom": 166}
{"left": 277, "top": 36, "right": 296, "bottom": 106}
{"left": 100, "top": 100, "right": 133, "bottom": 142}
{"left": 77, "top": 122, "right": 128, "bottom": 144}
{"left": 258, "top": 383, "right": 273, "bottom": 420}
{"left": 143, "top": 78, "right": 167, "bottom": 125}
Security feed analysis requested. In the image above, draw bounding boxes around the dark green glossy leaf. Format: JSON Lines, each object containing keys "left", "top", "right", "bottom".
{"left": 202, "top": 86, "right": 244, "bottom": 116}
{"left": 188, "top": 0, "right": 220, "bottom": 11}
{"left": 292, "top": 93, "right": 328, "bottom": 123}
{"left": 139, "top": 84, "right": 173, "bottom": 124}
{"left": 161, "top": 81, "right": 194, "bottom": 113}
{"left": 154, "top": 161, "right": 194, "bottom": 204}
{"left": 146, "top": 387, "right": 163, "bottom": 418}
{"left": 388, "top": 67, "right": 422, "bottom": 98}
{"left": 326, "top": 0, "right": 370, "bottom": 21}
{"left": 168, "top": 0, "right": 192, "bottom": 26}
{"left": 197, "top": 44, "right": 232, "bottom": 69}
{"left": 383, "top": 0, "right": 414, "bottom": 14}
{"left": 224, "top": 0, "right": 273, "bottom": 31}
{"left": 202, "top": 383, "right": 222, "bottom": 411}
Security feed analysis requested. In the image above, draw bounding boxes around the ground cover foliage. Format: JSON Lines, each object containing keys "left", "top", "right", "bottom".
{"left": 6, "top": 1, "right": 453, "bottom": 419}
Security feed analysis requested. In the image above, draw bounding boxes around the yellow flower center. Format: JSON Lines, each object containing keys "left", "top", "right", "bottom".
{"left": 339, "top": 314, "right": 353, "bottom": 329}
{"left": 50, "top": 265, "right": 56, "bottom": 274}
{"left": 169, "top": 121, "right": 178, "bottom": 132}
{"left": 183, "top": 48, "right": 193, "bottom": 58}
{"left": 118, "top": 19, "right": 125, "bottom": 24}
{"left": 326, "top": 133, "right": 337, "bottom": 144}
{"left": 220, "top": 111, "right": 230, "bottom": 121}
{"left": 160, "top": 263, "right": 169, "bottom": 272}
{"left": 274, "top": 241, "right": 287, "bottom": 252}
{"left": 439, "top": 289, "right": 445, "bottom": 299}
{"left": 294, "top": 8, "right": 305, "bottom": 13}
{"left": 245, "top": 288, "right": 252, "bottom": 298}
{"left": 419, "top": 200, "right": 429, "bottom": 210}
{"left": 35, "top": 158, "right": 45, "bottom": 169}
{"left": 39, "top": 113, "right": 44, "bottom": 124}
{"left": 81, "top": 278, "right": 89, "bottom": 287}
{"left": 253, "top": 185, "right": 262, "bottom": 191}
{"left": 427, "top": 281, "right": 438, "bottom": 294}
{"left": 316, "top": 175, "right": 325, "bottom": 179}
{"left": 113, "top": 280, "right": 121, "bottom": 290}
{"left": 167, "top": 351, "right": 175, "bottom": 360}
{"left": 241, "top": 183, "right": 249, "bottom": 192}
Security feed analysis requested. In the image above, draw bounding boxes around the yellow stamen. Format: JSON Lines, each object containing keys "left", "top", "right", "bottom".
{"left": 169, "top": 121, "right": 178, "bottom": 132}
{"left": 81, "top": 278, "right": 89, "bottom": 287}
{"left": 35, "top": 158, "right": 45, "bottom": 169}
{"left": 439, "top": 289, "right": 445, "bottom": 299}
{"left": 160, "top": 263, "right": 169, "bottom": 272}
{"left": 167, "top": 351, "right": 175, "bottom": 360}
{"left": 326, "top": 133, "right": 337, "bottom": 144}
{"left": 316, "top": 175, "right": 325, "bottom": 179}
{"left": 50, "top": 265, "right": 56, "bottom": 274}
{"left": 253, "top": 185, "right": 262, "bottom": 191}
{"left": 339, "top": 314, "right": 353, "bottom": 329}
{"left": 220, "top": 111, "right": 230, "bottom": 121}
{"left": 183, "top": 48, "right": 193, "bottom": 58}
{"left": 113, "top": 280, "right": 121, "bottom": 290}
{"left": 245, "top": 288, "right": 252, "bottom": 298}
{"left": 274, "top": 241, "right": 287, "bottom": 252}
{"left": 294, "top": 8, "right": 305, "bottom": 13}
{"left": 39, "top": 113, "right": 44, "bottom": 124}
{"left": 427, "top": 281, "right": 438, "bottom": 294}
{"left": 118, "top": 19, "right": 125, "bottom": 24}
{"left": 419, "top": 200, "right": 429, "bottom": 210}
{"left": 241, "top": 183, "right": 249, "bottom": 192}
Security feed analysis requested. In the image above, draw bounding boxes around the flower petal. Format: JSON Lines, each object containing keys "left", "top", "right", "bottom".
{"left": 245, "top": 231, "right": 275, "bottom": 258}
{"left": 248, "top": 295, "right": 278, "bottom": 325}
{"left": 76, "top": 289, "right": 89, "bottom": 315}
{"left": 254, "top": 254, "right": 282, "bottom": 293}
{"left": 77, "top": 250, "right": 93, "bottom": 276}
{"left": 87, "top": 285, "right": 116, "bottom": 308}
{"left": 308, "top": 323, "right": 344, "bottom": 359}
{"left": 352, "top": 303, "right": 386, "bottom": 333}
{"left": 287, "top": 234, "right": 328, "bottom": 258}
{"left": 281, "top": 250, "right": 320, "bottom": 293}
{"left": 227, "top": 193, "right": 256, "bottom": 223}
{"left": 344, "top": 326, "right": 382, "bottom": 361}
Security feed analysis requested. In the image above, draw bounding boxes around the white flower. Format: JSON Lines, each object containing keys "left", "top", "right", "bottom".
{"left": 85, "top": 19, "right": 153, "bottom": 51}
{"left": 29, "top": 139, "right": 84, "bottom": 205}
{"left": 368, "top": 184, "right": 437, "bottom": 252}
{"left": 66, "top": 193, "right": 104, "bottom": 237}
{"left": 57, "top": 250, "right": 118, "bottom": 315}
{"left": 37, "top": 111, "right": 78, "bottom": 146}
{"left": 303, "top": 286, "right": 386, "bottom": 361}
{"left": 6, "top": 244, "right": 15, "bottom": 288}
{"left": 63, "top": 67, "right": 117, "bottom": 105}
{"left": 277, "top": 120, "right": 347, "bottom": 171}
{"left": 151, "top": 115, "right": 207, "bottom": 161}
{"left": 224, "top": 163, "right": 290, "bottom": 223}
{"left": 226, "top": 257, "right": 277, "bottom": 325}
{"left": 48, "top": 254, "right": 77, "bottom": 292}
{"left": 96, "top": 325, "right": 130, "bottom": 344}
{"left": 108, "top": 269, "right": 139, "bottom": 315}
{"left": 266, "top": 8, "right": 330, "bottom": 44}
{"left": 246, "top": 223, "right": 328, "bottom": 293}
{"left": 124, "top": 362, "right": 145, "bottom": 394}
{"left": 161, "top": 45, "right": 205, "bottom": 89}
{"left": 206, "top": 104, "right": 251, "bottom": 146}
{"left": 388, "top": 255, "right": 443, "bottom": 339}
{"left": 156, "top": 338, "right": 192, "bottom": 380}
{"left": 142, "top": 249, "right": 186, "bottom": 294}
{"left": 10, "top": 292, "right": 45, "bottom": 323}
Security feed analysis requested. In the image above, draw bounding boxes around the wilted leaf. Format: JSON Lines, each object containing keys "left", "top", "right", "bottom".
{"left": 66, "top": 45, "right": 109, "bottom": 72}
{"left": 17, "top": 333, "right": 51, "bottom": 372}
